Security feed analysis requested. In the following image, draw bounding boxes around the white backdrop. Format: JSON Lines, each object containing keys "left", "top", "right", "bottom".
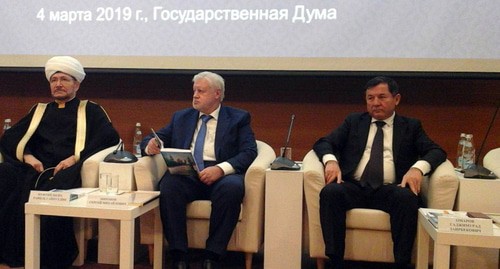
{"left": 1, "top": 0, "right": 498, "bottom": 72}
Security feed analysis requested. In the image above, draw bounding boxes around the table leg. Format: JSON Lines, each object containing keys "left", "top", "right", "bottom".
{"left": 416, "top": 218, "right": 430, "bottom": 269}
{"left": 73, "top": 218, "right": 86, "bottom": 266}
{"left": 25, "top": 213, "right": 40, "bottom": 269}
{"left": 153, "top": 207, "right": 163, "bottom": 269}
{"left": 120, "top": 219, "right": 135, "bottom": 269}
{"left": 433, "top": 243, "right": 450, "bottom": 269}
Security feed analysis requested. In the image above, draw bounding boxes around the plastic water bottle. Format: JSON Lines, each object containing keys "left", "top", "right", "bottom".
{"left": 462, "top": 134, "right": 476, "bottom": 170}
{"left": 456, "top": 133, "right": 466, "bottom": 170}
{"left": 2, "top": 118, "right": 11, "bottom": 134}
{"left": 133, "top": 122, "right": 142, "bottom": 158}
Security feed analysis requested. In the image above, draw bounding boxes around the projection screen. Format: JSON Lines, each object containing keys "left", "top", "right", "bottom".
{"left": 1, "top": 0, "right": 499, "bottom": 73}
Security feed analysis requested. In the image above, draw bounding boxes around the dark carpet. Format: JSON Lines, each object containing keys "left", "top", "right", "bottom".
{"left": 74, "top": 239, "right": 402, "bottom": 269}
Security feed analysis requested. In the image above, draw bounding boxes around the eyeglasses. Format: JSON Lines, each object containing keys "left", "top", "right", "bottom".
{"left": 50, "top": 76, "right": 76, "bottom": 86}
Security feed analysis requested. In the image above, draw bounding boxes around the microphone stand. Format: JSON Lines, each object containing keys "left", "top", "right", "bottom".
{"left": 271, "top": 114, "right": 300, "bottom": 170}
{"left": 463, "top": 104, "right": 498, "bottom": 179}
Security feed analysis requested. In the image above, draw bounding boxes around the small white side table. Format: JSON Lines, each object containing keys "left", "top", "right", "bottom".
{"left": 453, "top": 172, "right": 500, "bottom": 269}
{"left": 25, "top": 192, "right": 163, "bottom": 269}
{"left": 264, "top": 167, "right": 304, "bottom": 269}
{"left": 416, "top": 208, "right": 500, "bottom": 269}
{"left": 98, "top": 162, "right": 137, "bottom": 264}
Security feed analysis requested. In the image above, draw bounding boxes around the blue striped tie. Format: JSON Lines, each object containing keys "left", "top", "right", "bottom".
{"left": 194, "top": 115, "right": 211, "bottom": 170}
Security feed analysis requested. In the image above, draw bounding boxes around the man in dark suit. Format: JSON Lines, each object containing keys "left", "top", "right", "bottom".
{"left": 313, "top": 76, "right": 446, "bottom": 269}
{"left": 140, "top": 71, "right": 257, "bottom": 269}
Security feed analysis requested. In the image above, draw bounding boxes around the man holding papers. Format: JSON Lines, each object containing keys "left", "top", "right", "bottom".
{"left": 141, "top": 71, "right": 257, "bottom": 269}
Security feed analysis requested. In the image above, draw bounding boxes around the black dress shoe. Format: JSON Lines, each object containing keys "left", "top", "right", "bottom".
{"left": 202, "top": 259, "right": 218, "bottom": 269}
{"left": 173, "top": 260, "right": 189, "bottom": 269}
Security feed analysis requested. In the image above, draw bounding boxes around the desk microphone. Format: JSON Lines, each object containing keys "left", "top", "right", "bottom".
{"left": 271, "top": 114, "right": 300, "bottom": 170}
{"left": 463, "top": 104, "right": 498, "bottom": 179}
{"left": 112, "top": 140, "right": 123, "bottom": 154}
{"left": 104, "top": 140, "right": 138, "bottom": 163}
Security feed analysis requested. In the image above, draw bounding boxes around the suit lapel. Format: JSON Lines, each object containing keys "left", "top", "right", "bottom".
{"left": 181, "top": 110, "right": 200, "bottom": 149}
{"left": 359, "top": 114, "right": 372, "bottom": 152}
{"left": 214, "top": 106, "right": 230, "bottom": 158}
{"left": 392, "top": 114, "right": 405, "bottom": 164}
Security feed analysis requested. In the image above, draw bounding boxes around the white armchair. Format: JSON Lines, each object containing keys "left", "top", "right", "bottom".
{"left": 302, "top": 150, "right": 459, "bottom": 269}
{"left": 133, "top": 140, "right": 275, "bottom": 269}
{"left": 483, "top": 148, "right": 500, "bottom": 177}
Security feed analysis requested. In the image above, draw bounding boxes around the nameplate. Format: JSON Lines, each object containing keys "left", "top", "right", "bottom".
{"left": 86, "top": 192, "right": 133, "bottom": 207}
{"left": 438, "top": 215, "right": 493, "bottom": 235}
{"left": 29, "top": 188, "right": 99, "bottom": 205}
{"left": 86, "top": 191, "right": 159, "bottom": 208}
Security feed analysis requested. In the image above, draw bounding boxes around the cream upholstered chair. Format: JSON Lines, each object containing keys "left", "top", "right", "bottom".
{"left": 302, "top": 150, "right": 459, "bottom": 269}
{"left": 133, "top": 140, "right": 275, "bottom": 269}
{"left": 483, "top": 148, "right": 500, "bottom": 177}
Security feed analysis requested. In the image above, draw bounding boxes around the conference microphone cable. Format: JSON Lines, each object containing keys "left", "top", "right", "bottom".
{"left": 34, "top": 167, "right": 56, "bottom": 189}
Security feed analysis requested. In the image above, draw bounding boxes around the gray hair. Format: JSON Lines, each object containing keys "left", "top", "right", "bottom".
{"left": 192, "top": 71, "right": 225, "bottom": 101}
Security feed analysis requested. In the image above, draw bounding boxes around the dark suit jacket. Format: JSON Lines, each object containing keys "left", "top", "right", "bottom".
{"left": 313, "top": 112, "right": 446, "bottom": 183}
{"left": 142, "top": 105, "right": 258, "bottom": 174}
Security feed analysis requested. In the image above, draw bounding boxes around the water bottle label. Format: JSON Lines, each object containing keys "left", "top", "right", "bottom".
{"left": 134, "top": 144, "right": 141, "bottom": 157}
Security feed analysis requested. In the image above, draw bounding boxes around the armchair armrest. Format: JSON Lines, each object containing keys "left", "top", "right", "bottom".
{"left": 237, "top": 140, "right": 275, "bottom": 249}
{"left": 303, "top": 150, "right": 326, "bottom": 191}
{"left": 134, "top": 154, "right": 167, "bottom": 191}
{"left": 302, "top": 150, "right": 326, "bottom": 258}
{"left": 80, "top": 145, "right": 117, "bottom": 188}
{"left": 420, "top": 159, "right": 459, "bottom": 209}
{"left": 483, "top": 148, "right": 500, "bottom": 177}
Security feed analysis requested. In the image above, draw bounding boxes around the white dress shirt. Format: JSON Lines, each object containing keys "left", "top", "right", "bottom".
{"left": 322, "top": 113, "right": 430, "bottom": 184}
{"left": 192, "top": 105, "right": 235, "bottom": 175}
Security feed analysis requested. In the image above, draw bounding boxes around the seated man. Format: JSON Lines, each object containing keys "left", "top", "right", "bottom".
{"left": 141, "top": 71, "right": 257, "bottom": 269}
{"left": 0, "top": 56, "right": 120, "bottom": 268}
{"left": 313, "top": 76, "right": 446, "bottom": 269}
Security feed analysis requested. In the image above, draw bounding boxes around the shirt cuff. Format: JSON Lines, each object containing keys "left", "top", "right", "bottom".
{"left": 322, "top": 154, "right": 338, "bottom": 166}
{"left": 412, "top": 160, "right": 431, "bottom": 175}
{"left": 217, "top": 161, "right": 235, "bottom": 175}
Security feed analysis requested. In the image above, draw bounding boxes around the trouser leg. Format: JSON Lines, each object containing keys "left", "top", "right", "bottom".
{"left": 372, "top": 185, "right": 419, "bottom": 264}
{"left": 159, "top": 174, "right": 200, "bottom": 254}
{"left": 205, "top": 174, "right": 244, "bottom": 257}
{"left": 320, "top": 181, "right": 364, "bottom": 268}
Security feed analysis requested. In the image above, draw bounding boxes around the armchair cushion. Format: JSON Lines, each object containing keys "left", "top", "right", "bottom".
{"left": 347, "top": 209, "right": 390, "bottom": 230}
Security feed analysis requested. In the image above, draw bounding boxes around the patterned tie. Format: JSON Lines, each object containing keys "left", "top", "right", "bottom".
{"left": 360, "top": 121, "right": 386, "bottom": 189}
{"left": 194, "top": 115, "right": 211, "bottom": 170}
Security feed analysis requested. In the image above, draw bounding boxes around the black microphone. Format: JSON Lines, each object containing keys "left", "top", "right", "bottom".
{"left": 105, "top": 140, "right": 138, "bottom": 163}
{"left": 112, "top": 140, "right": 123, "bottom": 154}
{"left": 463, "top": 104, "right": 498, "bottom": 179}
{"left": 271, "top": 114, "right": 300, "bottom": 170}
